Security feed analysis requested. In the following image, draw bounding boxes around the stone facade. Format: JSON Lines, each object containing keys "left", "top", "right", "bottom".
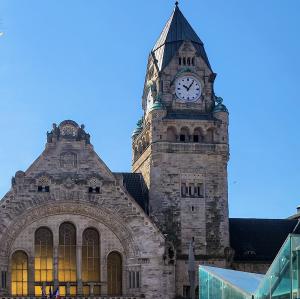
{"left": 0, "top": 120, "right": 175, "bottom": 299}
{"left": 132, "top": 8, "right": 231, "bottom": 296}
{"left": 0, "top": 4, "right": 285, "bottom": 299}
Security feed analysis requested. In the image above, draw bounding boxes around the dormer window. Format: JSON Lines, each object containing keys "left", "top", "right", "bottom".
{"left": 37, "top": 185, "right": 50, "bottom": 192}
{"left": 37, "top": 176, "right": 50, "bottom": 192}
{"left": 88, "top": 177, "right": 101, "bottom": 194}
{"left": 88, "top": 187, "right": 100, "bottom": 194}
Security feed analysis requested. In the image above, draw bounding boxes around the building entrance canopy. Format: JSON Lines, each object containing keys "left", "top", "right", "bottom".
{"left": 200, "top": 234, "right": 300, "bottom": 299}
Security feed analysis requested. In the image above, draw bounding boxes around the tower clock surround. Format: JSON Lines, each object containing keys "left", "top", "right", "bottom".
{"left": 175, "top": 75, "right": 202, "bottom": 102}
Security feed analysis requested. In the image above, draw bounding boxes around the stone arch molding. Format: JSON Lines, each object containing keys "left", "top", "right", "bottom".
{"left": 0, "top": 201, "right": 140, "bottom": 260}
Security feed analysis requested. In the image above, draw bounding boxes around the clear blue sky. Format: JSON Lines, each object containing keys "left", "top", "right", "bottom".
{"left": 0, "top": 0, "right": 299, "bottom": 218}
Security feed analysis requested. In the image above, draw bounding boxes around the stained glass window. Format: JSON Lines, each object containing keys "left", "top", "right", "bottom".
{"left": 35, "top": 227, "right": 53, "bottom": 295}
{"left": 82, "top": 228, "right": 100, "bottom": 295}
{"left": 11, "top": 251, "right": 28, "bottom": 296}
{"left": 58, "top": 222, "right": 76, "bottom": 295}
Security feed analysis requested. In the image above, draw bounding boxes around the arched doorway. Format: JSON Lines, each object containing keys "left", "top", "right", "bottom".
{"left": 107, "top": 251, "right": 122, "bottom": 295}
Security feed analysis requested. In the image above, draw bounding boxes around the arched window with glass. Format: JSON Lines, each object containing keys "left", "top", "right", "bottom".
{"left": 58, "top": 222, "right": 77, "bottom": 296}
{"left": 11, "top": 251, "right": 28, "bottom": 296}
{"left": 107, "top": 251, "right": 122, "bottom": 295}
{"left": 82, "top": 228, "right": 100, "bottom": 295}
{"left": 35, "top": 227, "right": 53, "bottom": 295}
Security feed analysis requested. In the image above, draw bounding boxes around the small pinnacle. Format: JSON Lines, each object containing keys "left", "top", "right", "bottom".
{"left": 175, "top": 1, "right": 179, "bottom": 7}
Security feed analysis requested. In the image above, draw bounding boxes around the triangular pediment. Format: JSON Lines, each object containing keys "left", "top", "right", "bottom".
{"left": 25, "top": 120, "right": 115, "bottom": 182}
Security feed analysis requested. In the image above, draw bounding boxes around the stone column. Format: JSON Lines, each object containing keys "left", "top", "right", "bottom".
{"left": 53, "top": 246, "right": 59, "bottom": 289}
{"left": 28, "top": 256, "right": 35, "bottom": 296}
{"left": 89, "top": 282, "right": 94, "bottom": 296}
{"left": 66, "top": 282, "right": 70, "bottom": 296}
{"left": 76, "top": 244, "right": 83, "bottom": 295}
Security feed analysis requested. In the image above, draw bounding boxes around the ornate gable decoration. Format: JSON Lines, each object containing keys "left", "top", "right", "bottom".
{"left": 47, "top": 120, "right": 90, "bottom": 144}
{"left": 60, "top": 152, "right": 77, "bottom": 170}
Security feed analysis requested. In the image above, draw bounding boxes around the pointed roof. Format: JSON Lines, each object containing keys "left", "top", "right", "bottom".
{"left": 152, "top": 4, "right": 211, "bottom": 71}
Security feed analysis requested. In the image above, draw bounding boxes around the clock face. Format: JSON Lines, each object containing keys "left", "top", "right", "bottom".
{"left": 175, "top": 76, "right": 201, "bottom": 102}
{"left": 146, "top": 89, "right": 154, "bottom": 113}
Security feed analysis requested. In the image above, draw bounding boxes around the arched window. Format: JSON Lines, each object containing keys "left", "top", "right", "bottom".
{"left": 134, "top": 147, "right": 139, "bottom": 160}
{"left": 205, "top": 128, "right": 214, "bottom": 143}
{"left": 82, "top": 228, "right": 100, "bottom": 296}
{"left": 145, "top": 133, "right": 150, "bottom": 147}
{"left": 167, "top": 126, "right": 177, "bottom": 142}
{"left": 187, "top": 57, "right": 191, "bottom": 65}
{"left": 59, "top": 222, "right": 76, "bottom": 296}
{"left": 107, "top": 252, "right": 122, "bottom": 295}
{"left": 142, "top": 137, "right": 146, "bottom": 151}
{"left": 35, "top": 227, "right": 53, "bottom": 295}
{"left": 180, "top": 127, "right": 190, "bottom": 142}
{"left": 11, "top": 251, "right": 28, "bottom": 296}
{"left": 193, "top": 128, "right": 204, "bottom": 143}
{"left": 138, "top": 142, "right": 143, "bottom": 155}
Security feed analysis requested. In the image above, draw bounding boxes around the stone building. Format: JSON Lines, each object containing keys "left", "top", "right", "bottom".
{"left": 0, "top": 3, "right": 298, "bottom": 299}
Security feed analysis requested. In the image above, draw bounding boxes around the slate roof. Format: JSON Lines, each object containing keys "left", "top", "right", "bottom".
{"left": 229, "top": 218, "right": 300, "bottom": 262}
{"left": 114, "top": 172, "right": 149, "bottom": 214}
{"left": 152, "top": 4, "right": 211, "bottom": 71}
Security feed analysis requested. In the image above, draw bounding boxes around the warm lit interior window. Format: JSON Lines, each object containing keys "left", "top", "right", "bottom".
{"left": 11, "top": 251, "right": 28, "bottom": 296}
{"left": 58, "top": 222, "right": 77, "bottom": 295}
{"left": 35, "top": 227, "right": 53, "bottom": 295}
{"left": 82, "top": 228, "right": 100, "bottom": 295}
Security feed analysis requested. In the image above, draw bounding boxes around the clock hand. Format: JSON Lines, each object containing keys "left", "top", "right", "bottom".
{"left": 187, "top": 80, "right": 194, "bottom": 91}
{"left": 183, "top": 85, "right": 189, "bottom": 90}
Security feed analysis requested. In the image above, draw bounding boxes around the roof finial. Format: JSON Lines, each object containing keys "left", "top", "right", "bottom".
{"left": 175, "top": 1, "right": 179, "bottom": 7}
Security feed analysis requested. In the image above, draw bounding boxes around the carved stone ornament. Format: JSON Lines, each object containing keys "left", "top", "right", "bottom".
{"left": 60, "top": 152, "right": 77, "bottom": 170}
{"left": 63, "top": 177, "right": 75, "bottom": 189}
{"left": 46, "top": 120, "right": 91, "bottom": 144}
{"left": 88, "top": 177, "right": 101, "bottom": 188}
{"left": 37, "top": 175, "right": 51, "bottom": 187}
{"left": 60, "top": 124, "right": 77, "bottom": 137}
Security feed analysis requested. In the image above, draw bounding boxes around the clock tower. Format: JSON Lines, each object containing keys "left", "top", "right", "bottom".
{"left": 132, "top": 2, "right": 230, "bottom": 281}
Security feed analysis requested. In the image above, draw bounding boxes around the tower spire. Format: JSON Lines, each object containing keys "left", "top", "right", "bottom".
{"left": 151, "top": 4, "right": 211, "bottom": 71}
